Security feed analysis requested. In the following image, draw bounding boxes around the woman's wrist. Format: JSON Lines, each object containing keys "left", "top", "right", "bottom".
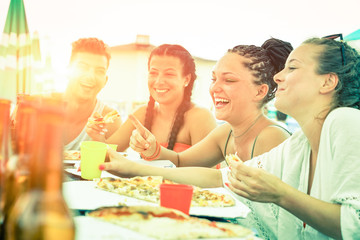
{"left": 140, "top": 141, "right": 161, "bottom": 161}
{"left": 275, "top": 181, "right": 293, "bottom": 207}
{"left": 127, "top": 161, "right": 142, "bottom": 175}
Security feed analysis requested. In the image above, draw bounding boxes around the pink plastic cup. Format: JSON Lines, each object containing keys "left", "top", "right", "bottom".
{"left": 159, "top": 184, "right": 194, "bottom": 215}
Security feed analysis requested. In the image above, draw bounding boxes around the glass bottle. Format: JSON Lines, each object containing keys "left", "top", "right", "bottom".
{"left": 2, "top": 95, "right": 38, "bottom": 239}
{"left": 0, "top": 99, "right": 12, "bottom": 240}
{"left": 11, "top": 95, "right": 37, "bottom": 192}
{"left": 3, "top": 95, "right": 38, "bottom": 234}
{"left": 10, "top": 94, "right": 30, "bottom": 152}
{"left": 2, "top": 95, "right": 36, "bottom": 240}
{"left": 6, "top": 97, "right": 75, "bottom": 240}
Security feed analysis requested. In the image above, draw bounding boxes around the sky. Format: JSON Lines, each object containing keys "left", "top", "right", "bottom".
{"left": 0, "top": 0, "right": 359, "bottom": 75}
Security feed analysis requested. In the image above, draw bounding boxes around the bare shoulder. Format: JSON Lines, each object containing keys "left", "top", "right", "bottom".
{"left": 212, "top": 122, "right": 232, "bottom": 138}
{"left": 252, "top": 124, "right": 291, "bottom": 157}
{"left": 257, "top": 124, "right": 291, "bottom": 144}
{"left": 185, "top": 104, "right": 216, "bottom": 122}
{"left": 131, "top": 104, "right": 148, "bottom": 124}
{"left": 185, "top": 104, "right": 217, "bottom": 133}
{"left": 132, "top": 104, "right": 147, "bottom": 115}
{"left": 265, "top": 124, "right": 290, "bottom": 136}
{"left": 183, "top": 104, "right": 217, "bottom": 144}
{"left": 202, "top": 122, "right": 233, "bottom": 148}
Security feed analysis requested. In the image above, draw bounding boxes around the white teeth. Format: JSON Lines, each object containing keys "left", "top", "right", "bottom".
{"left": 215, "top": 98, "right": 229, "bottom": 103}
{"left": 155, "top": 89, "right": 168, "bottom": 93}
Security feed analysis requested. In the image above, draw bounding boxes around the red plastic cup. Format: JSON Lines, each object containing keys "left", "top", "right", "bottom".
{"left": 159, "top": 184, "right": 194, "bottom": 215}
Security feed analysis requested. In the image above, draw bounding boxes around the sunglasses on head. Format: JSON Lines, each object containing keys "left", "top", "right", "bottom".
{"left": 322, "top": 33, "right": 346, "bottom": 66}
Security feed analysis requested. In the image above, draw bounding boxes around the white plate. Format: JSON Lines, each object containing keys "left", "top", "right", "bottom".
{"left": 64, "top": 168, "right": 121, "bottom": 179}
{"left": 64, "top": 160, "right": 80, "bottom": 165}
{"left": 74, "top": 216, "right": 257, "bottom": 240}
{"left": 74, "top": 216, "right": 155, "bottom": 240}
{"left": 74, "top": 216, "right": 260, "bottom": 240}
{"left": 63, "top": 181, "right": 250, "bottom": 219}
{"left": 64, "top": 159, "right": 175, "bottom": 178}
{"left": 189, "top": 188, "right": 250, "bottom": 218}
{"left": 130, "top": 159, "right": 176, "bottom": 168}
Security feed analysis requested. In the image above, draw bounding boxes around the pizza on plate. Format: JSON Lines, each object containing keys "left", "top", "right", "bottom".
{"left": 88, "top": 205, "right": 253, "bottom": 240}
{"left": 64, "top": 150, "right": 81, "bottom": 160}
{"left": 94, "top": 176, "right": 235, "bottom": 207}
{"left": 88, "top": 110, "right": 120, "bottom": 125}
{"left": 225, "top": 154, "right": 241, "bottom": 166}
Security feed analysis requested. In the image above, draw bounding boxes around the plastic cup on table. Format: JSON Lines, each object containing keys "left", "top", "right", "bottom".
{"left": 107, "top": 144, "right": 118, "bottom": 151}
{"left": 159, "top": 184, "right": 194, "bottom": 215}
{"left": 80, "top": 141, "right": 107, "bottom": 180}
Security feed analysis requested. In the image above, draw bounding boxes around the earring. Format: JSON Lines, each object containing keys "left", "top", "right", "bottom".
{"left": 185, "top": 83, "right": 189, "bottom": 87}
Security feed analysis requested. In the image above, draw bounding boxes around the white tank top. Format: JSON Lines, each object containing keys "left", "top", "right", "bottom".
{"left": 64, "top": 100, "right": 105, "bottom": 151}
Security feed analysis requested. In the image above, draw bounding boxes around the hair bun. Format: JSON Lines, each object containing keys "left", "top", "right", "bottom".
{"left": 261, "top": 38, "right": 293, "bottom": 72}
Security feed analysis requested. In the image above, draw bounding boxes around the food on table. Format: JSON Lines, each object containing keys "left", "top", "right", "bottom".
{"left": 64, "top": 150, "right": 81, "bottom": 160}
{"left": 88, "top": 205, "right": 253, "bottom": 239}
{"left": 225, "top": 153, "right": 241, "bottom": 165}
{"left": 88, "top": 110, "right": 120, "bottom": 125}
{"left": 94, "top": 176, "right": 235, "bottom": 207}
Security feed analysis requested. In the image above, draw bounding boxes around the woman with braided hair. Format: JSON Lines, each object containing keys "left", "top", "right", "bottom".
{"left": 126, "top": 38, "right": 292, "bottom": 166}
{"left": 142, "top": 44, "right": 213, "bottom": 152}
{"left": 87, "top": 44, "right": 217, "bottom": 153}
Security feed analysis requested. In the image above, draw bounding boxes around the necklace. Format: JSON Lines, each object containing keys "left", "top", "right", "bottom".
{"left": 232, "top": 114, "right": 262, "bottom": 139}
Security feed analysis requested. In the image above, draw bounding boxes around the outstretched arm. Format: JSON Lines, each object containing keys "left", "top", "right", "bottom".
{"left": 100, "top": 148, "right": 223, "bottom": 188}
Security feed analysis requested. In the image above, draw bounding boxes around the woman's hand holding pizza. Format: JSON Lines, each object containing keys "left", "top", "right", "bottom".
{"left": 226, "top": 159, "right": 286, "bottom": 205}
{"left": 86, "top": 112, "right": 108, "bottom": 142}
{"left": 128, "top": 114, "right": 159, "bottom": 159}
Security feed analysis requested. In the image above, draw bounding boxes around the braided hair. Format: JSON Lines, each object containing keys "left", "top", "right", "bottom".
{"left": 302, "top": 38, "right": 360, "bottom": 110}
{"left": 144, "top": 44, "right": 196, "bottom": 150}
{"left": 228, "top": 38, "right": 293, "bottom": 106}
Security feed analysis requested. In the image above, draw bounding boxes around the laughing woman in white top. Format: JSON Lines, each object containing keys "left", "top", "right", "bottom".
{"left": 225, "top": 35, "right": 360, "bottom": 239}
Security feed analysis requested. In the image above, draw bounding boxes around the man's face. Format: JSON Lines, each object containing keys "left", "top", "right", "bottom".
{"left": 67, "top": 52, "right": 108, "bottom": 102}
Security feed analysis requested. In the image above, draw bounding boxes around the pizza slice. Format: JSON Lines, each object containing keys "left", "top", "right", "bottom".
{"left": 103, "top": 110, "right": 120, "bottom": 123}
{"left": 192, "top": 189, "right": 235, "bottom": 207}
{"left": 94, "top": 176, "right": 236, "bottom": 207}
{"left": 64, "top": 150, "right": 81, "bottom": 160}
{"left": 225, "top": 153, "right": 241, "bottom": 166}
{"left": 88, "top": 205, "right": 253, "bottom": 239}
{"left": 94, "top": 176, "right": 162, "bottom": 203}
{"left": 88, "top": 110, "right": 120, "bottom": 125}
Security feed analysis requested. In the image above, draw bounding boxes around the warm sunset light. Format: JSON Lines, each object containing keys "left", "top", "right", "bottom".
{"left": 1, "top": 1, "right": 360, "bottom": 239}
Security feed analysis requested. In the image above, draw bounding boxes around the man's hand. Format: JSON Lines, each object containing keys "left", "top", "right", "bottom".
{"left": 86, "top": 112, "right": 108, "bottom": 142}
